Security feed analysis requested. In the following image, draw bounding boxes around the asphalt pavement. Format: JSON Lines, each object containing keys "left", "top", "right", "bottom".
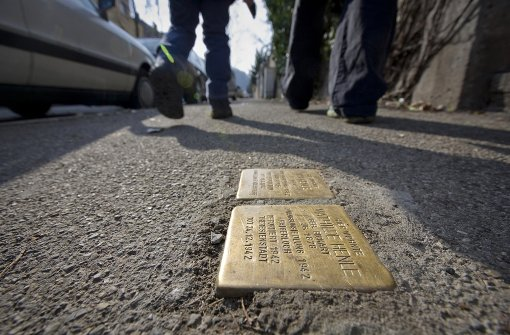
{"left": 0, "top": 100, "right": 509, "bottom": 334}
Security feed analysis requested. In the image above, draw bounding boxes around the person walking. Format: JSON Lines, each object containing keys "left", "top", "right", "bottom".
{"left": 151, "top": 0, "right": 248, "bottom": 119}
{"left": 283, "top": 0, "right": 397, "bottom": 124}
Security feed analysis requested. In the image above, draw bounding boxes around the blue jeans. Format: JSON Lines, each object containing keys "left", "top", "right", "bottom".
{"left": 164, "top": 0, "right": 232, "bottom": 100}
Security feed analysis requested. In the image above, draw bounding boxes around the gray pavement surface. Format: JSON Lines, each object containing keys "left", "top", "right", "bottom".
{"left": 0, "top": 100, "right": 509, "bottom": 334}
{"left": 0, "top": 106, "right": 124, "bottom": 122}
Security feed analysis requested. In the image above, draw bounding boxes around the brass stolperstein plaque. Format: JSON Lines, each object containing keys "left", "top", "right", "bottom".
{"left": 216, "top": 205, "right": 395, "bottom": 297}
{"left": 236, "top": 169, "right": 334, "bottom": 199}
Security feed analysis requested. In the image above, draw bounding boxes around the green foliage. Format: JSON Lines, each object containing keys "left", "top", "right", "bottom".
{"left": 323, "top": 1, "right": 343, "bottom": 61}
{"left": 265, "top": 0, "right": 294, "bottom": 76}
{"left": 266, "top": 0, "right": 343, "bottom": 81}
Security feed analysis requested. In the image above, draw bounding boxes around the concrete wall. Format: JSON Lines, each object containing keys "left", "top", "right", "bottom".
{"left": 459, "top": 0, "right": 510, "bottom": 110}
{"left": 489, "top": 72, "right": 510, "bottom": 111}
{"left": 412, "top": 0, "right": 510, "bottom": 111}
{"left": 412, "top": 0, "right": 479, "bottom": 110}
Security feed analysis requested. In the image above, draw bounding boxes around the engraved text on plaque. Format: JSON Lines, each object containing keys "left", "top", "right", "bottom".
{"left": 236, "top": 169, "right": 334, "bottom": 199}
{"left": 216, "top": 205, "right": 395, "bottom": 297}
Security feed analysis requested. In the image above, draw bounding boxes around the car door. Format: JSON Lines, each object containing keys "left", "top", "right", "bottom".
{"left": 0, "top": 1, "right": 32, "bottom": 86}
{"left": 21, "top": 0, "right": 136, "bottom": 92}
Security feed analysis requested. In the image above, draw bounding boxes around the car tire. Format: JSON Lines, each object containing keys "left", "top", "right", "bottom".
{"left": 9, "top": 103, "right": 51, "bottom": 118}
{"left": 128, "top": 68, "right": 154, "bottom": 109}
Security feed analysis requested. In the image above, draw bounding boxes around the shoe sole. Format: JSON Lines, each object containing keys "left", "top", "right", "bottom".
{"left": 345, "top": 116, "right": 375, "bottom": 124}
{"left": 327, "top": 107, "right": 375, "bottom": 124}
{"left": 210, "top": 110, "right": 233, "bottom": 119}
{"left": 150, "top": 65, "right": 184, "bottom": 119}
{"left": 283, "top": 73, "right": 311, "bottom": 110}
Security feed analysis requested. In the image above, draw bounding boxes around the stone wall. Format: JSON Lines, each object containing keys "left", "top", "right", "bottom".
{"left": 460, "top": 0, "right": 510, "bottom": 110}
{"left": 412, "top": 0, "right": 510, "bottom": 111}
{"left": 490, "top": 72, "right": 510, "bottom": 111}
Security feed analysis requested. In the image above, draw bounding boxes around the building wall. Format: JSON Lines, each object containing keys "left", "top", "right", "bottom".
{"left": 459, "top": 0, "right": 510, "bottom": 110}
{"left": 94, "top": 0, "right": 160, "bottom": 38}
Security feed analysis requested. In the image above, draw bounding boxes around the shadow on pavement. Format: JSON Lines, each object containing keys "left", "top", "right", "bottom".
{"left": 297, "top": 110, "right": 510, "bottom": 146}
{"left": 0, "top": 113, "right": 77, "bottom": 123}
{"left": 130, "top": 115, "right": 510, "bottom": 281}
{"left": 374, "top": 115, "right": 510, "bottom": 145}
{"left": 0, "top": 110, "right": 154, "bottom": 185}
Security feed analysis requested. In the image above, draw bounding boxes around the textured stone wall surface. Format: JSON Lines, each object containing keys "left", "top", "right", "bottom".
{"left": 412, "top": 0, "right": 510, "bottom": 111}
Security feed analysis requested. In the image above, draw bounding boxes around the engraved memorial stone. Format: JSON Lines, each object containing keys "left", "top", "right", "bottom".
{"left": 216, "top": 205, "right": 395, "bottom": 297}
{"left": 236, "top": 169, "right": 334, "bottom": 199}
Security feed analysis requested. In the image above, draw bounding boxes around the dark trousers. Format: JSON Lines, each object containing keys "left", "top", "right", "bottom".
{"left": 164, "top": 0, "right": 232, "bottom": 100}
{"left": 283, "top": 0, "right": 397, "bottom": 116}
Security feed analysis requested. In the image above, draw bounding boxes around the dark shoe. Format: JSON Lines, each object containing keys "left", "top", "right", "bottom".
{"left": 209, "top": 99, "right": 233, "bottom": 119}
{"left": 282, "top": 73, "right": 312, "bottom": 111}
{"left": 345, "top": 115, "right": 376, "bottom": 124}
{"left": 326, "top": 106, "right": 375, "bottom": 124}
{"left": 149, "top": 46, "right": 191, "bottom": 119}
{"left": 287, "top": 89, "right": 309, "bottom": 111}
{"left": 289, "top": 100, "right": 309, "bottom": 111}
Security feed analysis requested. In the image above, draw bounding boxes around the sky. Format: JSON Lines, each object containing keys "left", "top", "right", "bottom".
{"left": 133, "top": 0, "right": 273, "bottom": 74}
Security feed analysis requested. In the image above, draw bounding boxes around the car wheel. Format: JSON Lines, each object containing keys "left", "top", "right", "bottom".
{"left": 9, "top": 103, "right": 51, "bottom": 118}
{"left": 129, "top": 69, "right": 154, "bottom": 108}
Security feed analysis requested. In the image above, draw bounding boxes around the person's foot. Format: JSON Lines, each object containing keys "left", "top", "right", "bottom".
{"left": 326, "top": 106, "right": 375, "bottom": 124}
{"left": 289, "top": 99, "right": 309, "bottom": 111}
{"left": 326, "top": 106, "right": 342, "bottom": 118}
{"left": 282, "top": 73, "right": 312, "bottom": 111}
{"left": 209, "top": 99, "right": 233, "bottom": 119}
{"left": 344, "top": 115, "right": 376, "bottom": 124}
{"left": 149, "top": 45, "right": 190, "bottom": 119}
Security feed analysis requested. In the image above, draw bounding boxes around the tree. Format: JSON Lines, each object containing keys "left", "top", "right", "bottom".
{"left": 266, "top": 0, "right": 479, "bottom": 102}
{"left": 265, "top": 0, "right": 294, "bottom": 76}
{"left": 265, "top": 0, "right": 341, "bottom": 97}
{"left": 385, "top": 0, "right": 479, "bottom": 100}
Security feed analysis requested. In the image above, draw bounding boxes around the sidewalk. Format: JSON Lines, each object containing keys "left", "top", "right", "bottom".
{"left": 0, "top": 101, "right": 509, "bottom": 334}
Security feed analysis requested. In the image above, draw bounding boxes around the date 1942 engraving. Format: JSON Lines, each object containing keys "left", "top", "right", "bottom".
{"left": 217, "top": 205, "right": 396, "bottom": 297}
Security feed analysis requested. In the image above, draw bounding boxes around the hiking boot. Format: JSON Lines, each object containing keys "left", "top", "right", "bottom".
{"left": 326, "top": 106, "right": 375, "bottom": 124}
{"left": 149, "top": 45, "right": 193, "bottom": 119}
{"left": 209, "top": 99, "right": 233, "bottom": 119}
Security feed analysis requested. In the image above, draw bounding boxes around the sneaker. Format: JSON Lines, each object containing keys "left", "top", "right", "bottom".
{"left": 149, "top": 45, "right": 192, "bottom": 119}
{"left": 326, "top": 106, "right": 375, "bottom": 124}
{"left": 326, "top": 106, "right": 341, "bottom": 118}
{"left": 209, "top": 99, "right": 233, "bottom": 119}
